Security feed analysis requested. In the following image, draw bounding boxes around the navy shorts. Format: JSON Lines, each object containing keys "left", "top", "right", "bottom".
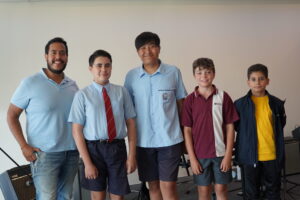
{"left": 136, "top": 142, "right": 182, "bottom": 182}
{"left": 194, "top": 157, "right": 232, "bottom": 186}
{"left": 81, "top": 139, "right": 130, "bottom": 195}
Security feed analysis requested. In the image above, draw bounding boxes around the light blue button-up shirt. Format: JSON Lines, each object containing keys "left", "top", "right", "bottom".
{"left": 68, "top": 82, "right": 136, "bottom": 140}
{"left": 124, "top": 62, "right": 187, "bottom": 147}
{"left": 11, "top": 69, "right": 78, "bottom": 152}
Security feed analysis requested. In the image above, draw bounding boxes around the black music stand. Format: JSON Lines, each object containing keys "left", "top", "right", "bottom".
{"left": 135, "top": 182, "right": 150, "bottom": 200}
{"left": 179, "top": 154, "right": 190, "bottom": 176}
{"left": 0, "top": 147, "right": 21, "bottom": 168}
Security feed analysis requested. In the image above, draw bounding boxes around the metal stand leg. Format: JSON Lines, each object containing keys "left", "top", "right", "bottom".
{"left": 179, "top": 154, "right": 190, "bottom": 176}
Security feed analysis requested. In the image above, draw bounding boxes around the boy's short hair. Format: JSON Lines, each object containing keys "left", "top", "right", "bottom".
{"left": 247, "top": 63, "right": 268, "bottom": 79}
{"left": 192, "top": 58, "right": 215, "bottom": 74}
{"left": 45, "top": 37, "right": 68, "bottom": 56}
{"left": 135, "top": 32, "right": 160, "bottom": 50}
{"left": 89, "top": 49, "right": 112, "bottom": 66}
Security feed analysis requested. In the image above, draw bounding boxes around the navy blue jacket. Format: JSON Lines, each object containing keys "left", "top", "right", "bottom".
{"left": 234, "top": 90, "right": 286, "bottom": 168}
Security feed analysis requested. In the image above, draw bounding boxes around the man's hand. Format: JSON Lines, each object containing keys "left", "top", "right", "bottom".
{"left": 21, "top": 144, "right": 40, "bottom": 162}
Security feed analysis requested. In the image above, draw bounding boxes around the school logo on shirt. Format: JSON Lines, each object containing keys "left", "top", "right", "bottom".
{"left": 163, "top": 92, "right": 169, "bottom": 101}
{"left": 214, "top": 102, "right": 222, "bottom": 106}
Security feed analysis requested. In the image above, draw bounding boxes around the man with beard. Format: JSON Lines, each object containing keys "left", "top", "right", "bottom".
{"left": 7, "top": 37, "right": 79, "bottom": 200}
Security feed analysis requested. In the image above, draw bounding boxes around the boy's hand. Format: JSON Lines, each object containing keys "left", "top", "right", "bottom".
{"left": 220, "top": 156, "right": 232, "bottom": 172}
{"left": 190, "top": 159, "right": 203, "bottom": 175}
{"left": 84, "top": 163, "right": 99, "bottom": 179}
{"left": 126, "top": 155, "right": 137, "bottom": 174}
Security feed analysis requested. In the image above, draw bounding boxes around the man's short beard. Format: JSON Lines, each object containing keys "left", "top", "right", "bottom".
{"left": 47, "top": 63, "right": 67, "bottom": 74}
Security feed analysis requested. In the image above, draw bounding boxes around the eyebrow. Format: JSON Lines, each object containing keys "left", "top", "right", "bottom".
{"left": 94, "top": 63, "right": 111, "bottom": 65}
{"left": 50, "top": 50, "right": 66, "bottom": 53}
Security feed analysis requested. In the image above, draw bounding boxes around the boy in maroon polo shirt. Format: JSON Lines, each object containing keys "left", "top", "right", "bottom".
{"left": 181, "top": 58, "right": 239, "bottom": 200}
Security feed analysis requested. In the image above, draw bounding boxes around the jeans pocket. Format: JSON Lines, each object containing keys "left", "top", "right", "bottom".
{"left": 31, "top": 152, "right": 38, "bottom": 167}
{"left": 31, "top": 151, "right": 45, "bottom": 171}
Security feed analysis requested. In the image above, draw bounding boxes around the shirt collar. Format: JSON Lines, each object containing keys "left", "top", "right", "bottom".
{"left": 92, "top": 81, "right": 111, "bottom": 92}
{"left": 39, "top": 68, "right": 70, "bottom": 85}
{"left": 194, "top": 85, "right": 218, "bottom": 98}
{"left": 139, "top": 60, "right": 164, "bottom": 78}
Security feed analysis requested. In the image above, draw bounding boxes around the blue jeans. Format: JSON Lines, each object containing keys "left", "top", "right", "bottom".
{"left": 30, "top": 150, "right": 79, "bottom": 200}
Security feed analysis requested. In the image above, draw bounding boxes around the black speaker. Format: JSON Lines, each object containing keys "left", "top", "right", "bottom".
{"left": 0, "top": 165, "right": 35, "bottom": 200}
{"left": 285, "top": 137, "right": 300, "bottom": 175}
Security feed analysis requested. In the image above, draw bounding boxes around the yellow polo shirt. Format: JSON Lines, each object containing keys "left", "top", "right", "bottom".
{"left": 252, "top": 95, "right": 276, "bottom": 161}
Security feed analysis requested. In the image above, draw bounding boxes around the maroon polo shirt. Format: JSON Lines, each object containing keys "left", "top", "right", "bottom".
{"left": 181, "top": 86, "right": 239, "bottom": 159}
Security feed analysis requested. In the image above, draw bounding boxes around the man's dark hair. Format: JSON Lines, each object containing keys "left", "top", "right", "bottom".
{"left": 135, "top": 32, "right": 160, "bottom": 50}
{"left": 247, "top": 63, "right": 268, "bottom": 79}
{"left": 45, "top": 37, "right": 68, "bottom": 55}
{"left": 192, "top": 58, "right": 215, "bottom": 74}
{"left": 89, "top": 49, "right": 112, "bottom": 66}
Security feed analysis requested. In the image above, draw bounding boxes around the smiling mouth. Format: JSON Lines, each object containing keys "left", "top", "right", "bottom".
{"left": 53, "top": 60, "right": 64, "bottom": 64}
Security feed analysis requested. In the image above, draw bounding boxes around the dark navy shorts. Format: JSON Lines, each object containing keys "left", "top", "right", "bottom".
{"left": 136, "top": 142, "right": 182, "bottom": 182}
{"left": 81, "top": 139, "right": 130, "bottom": 195}
{"left": 194, "top": 157, "right": 232, "bottom": 186}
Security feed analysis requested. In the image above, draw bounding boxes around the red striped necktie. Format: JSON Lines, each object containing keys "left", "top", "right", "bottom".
{"left": 102, "top": 87, "right": 116, "bottom": 142}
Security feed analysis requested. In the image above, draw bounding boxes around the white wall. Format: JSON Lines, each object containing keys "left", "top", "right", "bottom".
{"left": 1, "top": 1, "right": 300, "bottom": 198}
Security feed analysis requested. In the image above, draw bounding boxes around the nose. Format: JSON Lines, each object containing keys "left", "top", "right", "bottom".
{"left": 55, "top": 53, "right": 61, "bottom": 59}
{"left": 257, "top": 79, "right": 261, "bottom": 84}
{"left": 144, "top": 47, "right": 150, "bottom": 53}
{"left": 201, "top": 73, "right": 208, "bottom": 78}
{"left": 100, "top": 66, "right": 106, "bottom": 72}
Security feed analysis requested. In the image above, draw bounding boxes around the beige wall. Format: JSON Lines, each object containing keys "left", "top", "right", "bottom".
{"left": 1, "top": 1, "right": 300, "bottom": 193}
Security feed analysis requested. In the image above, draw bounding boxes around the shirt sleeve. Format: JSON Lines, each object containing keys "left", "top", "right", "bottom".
{"left": 122, "top": 87, "right": 136, "bottom": 120}
{"left": 124, "top": 72, "right": 134, "bottom": 104}
{"left": 175, "top": 68, "right": 187, "bottom": 100}
{"left": 181, "top": 95, "right": 193, "bottom": 127}
{"left": 223, "top": 92, "right": 239, "bottom": 124}
{"left": 11, "top": 79, "right": 30, "bottom": 109}
{"left": 68, "top": 91, "right": 86, "bottom": 125}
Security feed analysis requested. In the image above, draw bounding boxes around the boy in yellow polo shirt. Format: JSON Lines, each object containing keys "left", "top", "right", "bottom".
{"left": 234, "top": 64, "right": 286, "bottom": 200}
